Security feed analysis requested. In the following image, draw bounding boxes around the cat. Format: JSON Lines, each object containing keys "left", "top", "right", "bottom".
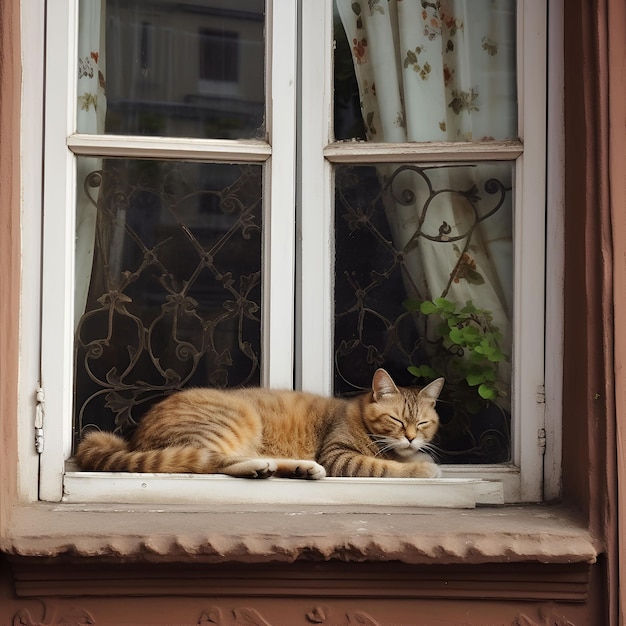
{"left": 76, "top": 368, "right": 444, "bottom": 479}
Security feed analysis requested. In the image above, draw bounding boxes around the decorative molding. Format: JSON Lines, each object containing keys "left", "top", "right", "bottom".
{"left": 6, "top": 601, "right": 585, "bottom": 626}
{"left": 305, "top": 606, "right": 329, "bottom": 623}
{"left": 512, "top": 607, "right": 576, "bottom": 626}
{"left": 305, "top": 607, "right": 380, "bottom": 625}
{"left": 12, "top": 608, "right": 95, "bottom": 626}
{"left": 196, "top": 607, "right": 381, "bottom": 626}
{"left": 345, "top": 611, "right": 380, "bottom": 626}
{"left": 198, "top": 607, "right": 272, "bottom": 626}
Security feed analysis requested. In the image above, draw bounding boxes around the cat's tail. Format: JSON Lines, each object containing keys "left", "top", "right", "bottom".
{"left": 75, "top": 431, "right": 213, "bottom": 473}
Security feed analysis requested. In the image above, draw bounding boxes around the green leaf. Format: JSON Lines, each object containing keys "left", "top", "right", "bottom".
{"left": 434, "top": 297, "right": 455, "bottom": 313}
{"left": 466, "top": 372, "right": 486, "bottom": 386}
{"left": 484, "top": 369, "right": 497, "bottom": 382}
{"left": 487, "top": 348, "right": 505, "bottom": 363}
{"left": 448, "top": 327, "right": 466, "bottom": 345}
{"left": 408, "top": 364, "right": 438, "bottom": 379}
{"left": 478, "top": 383, "right": 497, "bottom": 400}
{"left": 419, "top": 300, "right": 438, "bottom": 315}
{"left": 462, "top": 325, "right": 480, "bottom": 337}
{"left": 474, "top": 343, "right": 496, "bottom": 357}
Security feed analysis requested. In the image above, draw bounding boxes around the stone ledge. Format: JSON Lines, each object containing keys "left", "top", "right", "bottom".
{"left": 0, "top": 502, "right": 598, "bottom": 566}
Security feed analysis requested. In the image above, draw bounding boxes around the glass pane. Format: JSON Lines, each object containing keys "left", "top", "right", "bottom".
{"left": 77, "top": 0, "right": 265, "bottom": 139}
{"left": 334, "top": 162, "right": 513, "bottom": 464}
{"left": 73, "top": 158, "right": 262, "bottom": 443}
{"left": 334, "top": 0, "right": 517, "bottom": 142}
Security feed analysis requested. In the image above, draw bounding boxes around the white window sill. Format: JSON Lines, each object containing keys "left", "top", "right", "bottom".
{"left": 2, "top": 502, "right": 597, "bottom": 566}
{"left": 59, "top": 461, "right": 524, "bottom": 507}
{"left": 62, "top": 473, "right": 505, "bottom": 508}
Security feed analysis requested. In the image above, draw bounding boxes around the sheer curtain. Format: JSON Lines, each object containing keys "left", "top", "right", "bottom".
{"left": 75, "top": 1, "right": 107, "bottom": 326}
{"left": 336, "top": 0, "right": 516, "bottom": 403}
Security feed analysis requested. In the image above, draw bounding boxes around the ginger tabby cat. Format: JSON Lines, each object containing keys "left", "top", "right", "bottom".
{"left": 76, "top": 369, "right": 444, "bottom": 479}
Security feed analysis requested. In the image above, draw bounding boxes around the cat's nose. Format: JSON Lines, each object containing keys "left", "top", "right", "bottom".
{"left": 407, "top": 436, "right": 423, "bottom": 449}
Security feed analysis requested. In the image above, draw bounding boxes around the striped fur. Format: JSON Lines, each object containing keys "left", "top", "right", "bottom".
{"left": 76, "top": 369, "right": 444, "bottom": 479}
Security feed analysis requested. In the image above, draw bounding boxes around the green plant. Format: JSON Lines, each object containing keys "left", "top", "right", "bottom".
{"left": 404, "top": 297, "right": 508, "bottom": 413}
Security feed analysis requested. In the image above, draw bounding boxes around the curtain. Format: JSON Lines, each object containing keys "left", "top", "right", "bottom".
{"left": 75, "top": 1, "right": 107, "bottom": 326}
{"left": 336, "top": 0, "right": 516, "bottom": 404}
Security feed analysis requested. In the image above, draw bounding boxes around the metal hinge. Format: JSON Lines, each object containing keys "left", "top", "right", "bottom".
{"left": 536, "top": 384, "right": 546, "bottom": 455}
{"left": 537, "top": 428, "right": 547, "bottom": 455}
{"left": 35, "top": 387, "right": 45, "bottom": 454}
{"left": 536, "top": 384, "right": 546, "bottom": 404}
{"left": 536, "top": 383, "right": 546, "bottom": 455}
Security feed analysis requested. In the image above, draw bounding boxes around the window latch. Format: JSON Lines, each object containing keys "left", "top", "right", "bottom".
{"left": 35, "top": 387, "right": 45, "bottom": 454}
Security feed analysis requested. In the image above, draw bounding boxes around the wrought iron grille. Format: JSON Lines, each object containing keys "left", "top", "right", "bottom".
{"left": 334, "top": 162, "right": 513, "bottom": 464}
{"left": 73, "top": 160, "right": 262, "bottom": 445}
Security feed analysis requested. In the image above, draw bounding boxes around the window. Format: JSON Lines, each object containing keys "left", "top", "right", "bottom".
{"left": 298, "top": 0, "right": 549, "bottom": 503}
{"left": 37, "top": 0, "right": 551, "bottom": 506}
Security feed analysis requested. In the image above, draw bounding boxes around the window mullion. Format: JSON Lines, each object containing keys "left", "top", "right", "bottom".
{"left": 263, "top": 0, "right": 298, "bottom": 388}
{"left": 297, "top": 0, "right": 334, "bottom": 394}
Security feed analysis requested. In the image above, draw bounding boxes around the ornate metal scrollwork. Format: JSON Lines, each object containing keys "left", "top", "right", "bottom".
{"left": 334, "top": 163, "right": 512, "bottom": 463}
{"left": 74, "top": 161, "right": 262, "bottom": 443}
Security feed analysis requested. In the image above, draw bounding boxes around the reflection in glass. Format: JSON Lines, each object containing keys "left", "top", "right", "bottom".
{"left": 334, "top": 162, "right": 513, "bottom": 463}
{"left": 334, "top": 0, "right": 517, "bottom": 142}
{"left": 78, "top": 0, "right": 265, "bottom": 139}
{"left": 73, "top": 158, "right": 263, "bottom": 445}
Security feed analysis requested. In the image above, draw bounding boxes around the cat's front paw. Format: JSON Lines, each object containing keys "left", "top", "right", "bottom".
{"left": 225, "top": 458, "right": 278, "bottom": 478}
{"left": 253, "top": 461, "right": 278, "bottom": 479}
{"left": 306, "top": 462, "right": 326, "bottom": 480}
{"left": 294, "top": 461, "right": 326, "bottom": 480}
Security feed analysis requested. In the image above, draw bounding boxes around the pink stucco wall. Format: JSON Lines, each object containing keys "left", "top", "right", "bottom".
{"left": 0, "top": 0, "right": 624, "bottom": 623}
{"left": 0, "top": 0, "right": 20, "bottom": 530}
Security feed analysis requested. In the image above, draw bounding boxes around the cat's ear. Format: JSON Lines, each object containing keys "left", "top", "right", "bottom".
{"left": 419, "top": 377, "right": 445, "bottom": 402}
{"left": 372, "top": 368, "right": 400, "bottom": 401}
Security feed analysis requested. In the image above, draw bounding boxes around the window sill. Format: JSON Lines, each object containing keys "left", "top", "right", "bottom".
{"left": 61, "top": 472, "right": 505, "bottom": 508}
{"left": 2, "top": 501, "right": 598, "bottom": 566}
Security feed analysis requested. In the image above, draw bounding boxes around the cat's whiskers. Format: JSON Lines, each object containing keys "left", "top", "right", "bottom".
{"left": 420, "top": 442, "right": 444, "bottom": 462}
{"left": 368, "top": 434, "right": 399, "bottom": 457}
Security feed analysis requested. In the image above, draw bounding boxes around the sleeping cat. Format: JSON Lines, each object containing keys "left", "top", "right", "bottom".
{"left": 76, "top": 368, "right": 444, "bottom": 479}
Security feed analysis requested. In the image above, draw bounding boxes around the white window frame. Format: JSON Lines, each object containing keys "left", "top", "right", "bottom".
{"left": 39, "top": 0, "right": 297, "bottom": 501}
{"left": 22, "top": 0, "right": 559, "bottom": 507}
{"left": 298, "top": 0, "right": 551, "bottom": 503}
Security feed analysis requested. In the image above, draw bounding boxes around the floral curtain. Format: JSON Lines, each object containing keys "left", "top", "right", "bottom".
{"left": 336, "top": 0, "right": 516, "bottom": 406}
{"left": 75, "top": 1, "right": 107, "bottom": 326}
